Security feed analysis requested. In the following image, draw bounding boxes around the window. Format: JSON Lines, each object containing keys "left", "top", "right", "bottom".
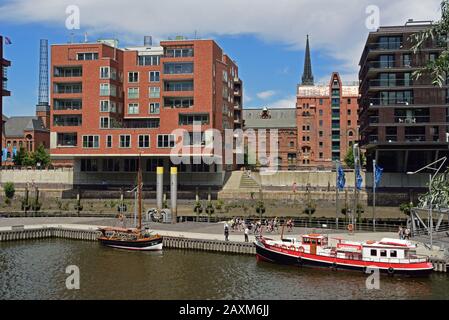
{"left": 100, "top": 67, "right": 110, "bottom": 79}
{"left": 319, "top": 142, "right": 323, "bottom": 148}
{"left": 53, "top": 115, "right": 82, "bottom": 127}
{"left": 380, "top": 250, "right": 387, "bottom": 257}
{"left": 164, "top": 97, "right": 194, "bottom": 108}
{"left": 81, "top": 159, "right": 98, "bottom": 172}
{"left": 390, "top": 250, "right": 397, "bottom": 258}
{"left": 348, "top": 109, "right": 352, "bottom": 116}
{"left": 157, "top": 134, "right": 175, "bottom": 148}
{"left": 77, "top": 52, "right": 98, "bottom": 60}
{"left": 103, "top": 159, "right": 120, "bottom": 172}
{"left": 347, "top": 98, "right": 351, "bottom": 104}
{"left": 106, "top": 135, "right": 112, "bottom": 148}
{"left": 100, "top": 117, "right": 109, "bottom": 129}
{"left": 319, "top": 99, "right": 323, "bottom": 105}
{"left": 54, "top": 83, "right": 82, "bottom": 94}
{"left": 348, "top": 120, "right": 352, "bottom": 126}
{"left": 165, "top": 48, "right": 194, "bottom": 58}
{"left": 54, "top": 99, "right": 82, "bottom": 110}
{"left": 82, "top": 135, "right": 99, "bottom": 148}
{"left": 183, "top": 132, "right": 206, "bottom": 146}
{"left": 128, "top": 103, "right": 139, "bottom": 114}
{"left": 137, "top": 55, "right": 160, "bottom": 66}
{"left": 54, "top": 66, "right": 82, "bottom": 77}
{"left": 100, "top": 83, "right": 116, "bottom": 96}
{"left": 319, "top": 120, "right": 323, "bottom": 127}
{"left": 149, "top": 71, "right": 160, "bottom": 82}
{"left": 149, "top": 87, "right": 160, "bottom": 98}
{"left": 124, "top": 159, "right": 138, "bottom": 172}
{"left": 179, "top": 114, "right": 210, "bottom": 125}
{"left": 120, "top": 135, "right": 131, "bottom": 148}
{"left": 146, "top": 158, "right": 164, "bottom": 172}
{"left": 139, "top": 135, "right": 150, "bottom": 148}
{"left": 100, "top": 100, "right": 110, "bottom": 112}
{"left": 128, "top": 87, "right": 139, "bottom": 99}
{"left": 370, "top": 249, "right": 377, "bottom": 257}
{"left": 163, "top": 62, "right": 193, "bottom": 74}
{"left": 128, "top": 72, "right": 139, "bottom": 83}
{"left": 149, "top": 103, "right": 160, "bottom": 115}
{"left": 319, "top": 131, "right": 323, "bottom": 137}
{"left": 319, "top": 152, "right": 323, "bottom": 159}
{"left": 319, "top": 110, "right": 323, "bottom": 116}
{"left": 164, "top": 81, "right": 194, "bottom": 91}
{"left": 57, "top": 133, "right": 77, "bottom": 147}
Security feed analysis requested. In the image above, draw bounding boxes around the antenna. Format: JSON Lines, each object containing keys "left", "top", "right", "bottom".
{"left": 38, "top": 39, "right": 49, "bottom": 106}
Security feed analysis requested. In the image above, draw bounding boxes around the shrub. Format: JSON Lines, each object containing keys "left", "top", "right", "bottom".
{"left": 4, "top": 182, "right": 15, "bottom": 199}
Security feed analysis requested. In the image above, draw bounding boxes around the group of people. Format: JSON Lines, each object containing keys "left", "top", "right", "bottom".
{"left": 398, "top": 226, "right": 411, "bottom": 240}
{"left": 224, "top": 217, "right": 295, "bottom": 242}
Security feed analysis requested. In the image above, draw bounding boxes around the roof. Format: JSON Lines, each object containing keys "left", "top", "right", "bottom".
{"left": 242, "top": 108, "right": 297, "bottom": 129}
{"left": 3, "top": 116, "right": 48, "bottom": 138}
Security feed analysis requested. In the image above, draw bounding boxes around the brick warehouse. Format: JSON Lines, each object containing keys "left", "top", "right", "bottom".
{"left": 243, "top": 36, "right": 359, "bottom": 170}
{"left": 50, "top": 37, "right": 243, "bottom": 187}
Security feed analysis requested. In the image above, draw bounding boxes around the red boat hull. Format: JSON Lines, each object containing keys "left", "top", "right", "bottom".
{"left": 255, "top": 240, "right": 433, "bottom": 277}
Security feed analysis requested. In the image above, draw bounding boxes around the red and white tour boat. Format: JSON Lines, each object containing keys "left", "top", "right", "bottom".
{"left": 254, "top": 234, "right": 433, "bottom": 276}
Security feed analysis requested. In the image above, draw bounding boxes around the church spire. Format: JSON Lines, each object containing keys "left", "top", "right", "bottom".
{"left": 301, "top": 35, "right": 314, "bottom": 86}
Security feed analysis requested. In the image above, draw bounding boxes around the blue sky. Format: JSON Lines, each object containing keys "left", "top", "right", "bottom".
{"left": 0, "top": 0, "right": 442, "bottom": 116}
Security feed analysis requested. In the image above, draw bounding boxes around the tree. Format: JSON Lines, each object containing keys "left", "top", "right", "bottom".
{"left": 31, "top": 144, "right": 51, "bottom": 167}
{"left": 411, "top": 0, "right": 449, "bottom": 86}
{"left": 12, "top": 147, "right": 27, "bottom": 166}
{"left": 344, "top": 147, "right": 366, "bottom": 169}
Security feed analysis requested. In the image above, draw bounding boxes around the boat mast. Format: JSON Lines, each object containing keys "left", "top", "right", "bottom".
{"left": 137, "top": 154, "right": 143, "bottom": 232}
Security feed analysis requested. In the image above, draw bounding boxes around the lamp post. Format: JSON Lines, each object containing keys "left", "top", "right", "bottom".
{"left": 407, "top": 157, "right": 447, "bottom": 250}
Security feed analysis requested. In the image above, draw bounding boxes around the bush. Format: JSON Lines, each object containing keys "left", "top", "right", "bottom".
{"left": 4, "top": 182, "right": 15, "bottom": 199}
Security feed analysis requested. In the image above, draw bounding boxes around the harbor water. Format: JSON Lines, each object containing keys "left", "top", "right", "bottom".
{"left": 0, "top": 239, "right": 448, "bottom": 300}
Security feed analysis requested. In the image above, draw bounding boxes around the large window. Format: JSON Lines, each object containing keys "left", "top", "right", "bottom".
{"left": 149, "top": 87, "right": 160, "bottom": 98}
{"left": 139, "top": 135, "right": 150, "bottom": 148}
{"left": 165, "top": 48, "right": 194, "bottom": 58}
{"left": 149, "top": 71, "right": 160, "bottom": 82}
{"left": 128, "top": 103, "right": 139, "bottom": 114}
{"left": 164, "top": 97, "right": 194, "bottom": 108}
{"left": 82, "top": 135, "right": 99, "bottom": 148}
{"left": 164, "top": 81, "right": 194, "bottom": 91}
{"left": 54, "top": 66, "right": 82, "bottom": 77}
{"left": 137, "top": 55, "right": 160, "bottom": 66}
{"left": 157, "top": 134, "right": 175, "bottom": 148}
{"left": 100, "top": 100, "right": 110, "bottom": 112}
{"left": 100, "top": 67, "right": 110, "bottom": 79}
{"left": 53, "top": 115, "right": 82, "bottom": 127}
{"left": 54, "top": 99, "right": 82, "bottom": 111}
{"left": 77, "top": 52, "right": 98, "bottom": 60}
{"left": 163, "top": 62, "right": 193, "bottom": 75}
{"left": 54, "top": 83, "right": 82, "bottom": 94}
{"left": 120, "top": 135, "right": 131, "bottom": 148}
{"left": 122, "top": 119, "right": 160, "bottom": 129}
{"left": 128, "top": 87, "right": 139, "bottom": 99}
{"left": 179, "top": 113, "right": 209, "bottom": 125}
{"left": 100, "top": 83, "right": 117, "bottom": 96}
{"left": 124, "top": 159, "right": 138, "bottom": 172}
{"left": 81, "top": 159, "right": 98, "bottom": 172}
{"left": 57, "top": 133, "right": 77, "bottom": 147}
{"left": 100, "top": 117, "right": 109, "bottom": 129}
{"left": 103, "top": 159, "right": 120, "bottom": 172}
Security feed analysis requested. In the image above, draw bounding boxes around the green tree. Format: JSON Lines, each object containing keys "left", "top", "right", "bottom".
{"left": 12, "top": 147, "right": 27, "bottom": 166}
{"left": 411, "top": 0, "right": 449, "bottom": 86}
{"left": 344, "top": 148, "right": 366, "bottom": 169}
{"left": 4, "top": 182, "right": 15, "bottom": 199}
{"left": 31, "top": 144, "right": 51, "bottom": 167}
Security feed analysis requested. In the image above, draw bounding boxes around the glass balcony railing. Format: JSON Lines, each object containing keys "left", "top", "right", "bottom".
{"left": 385, "top": 135, "right": 397, "bottom": 142}
{"left": 394, "top": 116, "right": 430, "bottom": 124}
{"left": 368, "top": 42, "right": 403, "bottom": 50}
{"left": 367, "top": 60, "right": 413, "bottom": 69}
{"left": 370, "top": 79, "right": 414, "bottom": 87}
{"left": 405, "top": 135, "right": 426, "bottom": 142}
{"left": 369, "top": 97, "right": 414, "bottom": 106}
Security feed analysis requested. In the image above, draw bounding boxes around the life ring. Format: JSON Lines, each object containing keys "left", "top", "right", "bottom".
{"left": 388, "top": 267, "right": 395, "bottom": 275}
{"left": 281, "top": 245, "right": 288, "bottom": 250}
{"left": 289, "top": 245, "right": 296, "bottom": 251}
{"left": 298, "top": 246, "right": 305, "bottom": 253}
{"left": 347, "top": 224, "right": 354, "bottom": 232}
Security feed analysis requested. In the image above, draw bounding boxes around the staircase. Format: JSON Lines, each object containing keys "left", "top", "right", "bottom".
{"left": 239, "top": 172, "right": 260, "bottom": 189}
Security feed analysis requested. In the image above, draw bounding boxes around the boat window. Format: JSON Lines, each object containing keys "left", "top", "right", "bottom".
{"left": 370, "top": 249, "right": 377, "bottom": 256}
{"left": 390, "top": 250, "right": 397, "bottom": 258}
{"left": 380, "top": 250, "right": 387, "bottom": 257}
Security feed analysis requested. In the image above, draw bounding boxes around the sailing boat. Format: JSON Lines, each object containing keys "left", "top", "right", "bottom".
{"left": 98, "top": 156, "right": 163, "bottom": 251}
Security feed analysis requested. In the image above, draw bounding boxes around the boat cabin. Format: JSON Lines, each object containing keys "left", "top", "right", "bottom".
{"left": 361, "top": 238, "right": 419, "bottom": 262}
{"left": 301, "top": 234, "right": 329, "bottom": 255}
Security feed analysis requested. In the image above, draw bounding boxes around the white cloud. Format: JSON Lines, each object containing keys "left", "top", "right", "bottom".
{"left": 270, "top": 95, "right": 297, "bottom": 109}
{"left": 256, "top": 90, "right": 277, "bottom": 99}
{"left": 0, "top": 0, "right": 442, "bottom": 75}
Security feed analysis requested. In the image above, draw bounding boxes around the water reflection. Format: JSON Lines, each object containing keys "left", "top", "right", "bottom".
{"left": 0, "top": 240, "right": 445, "bottom": 300}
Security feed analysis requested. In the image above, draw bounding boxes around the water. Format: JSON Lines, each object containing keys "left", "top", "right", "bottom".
{"left": 0, "top": 239, "right": 448, "bottom": 300}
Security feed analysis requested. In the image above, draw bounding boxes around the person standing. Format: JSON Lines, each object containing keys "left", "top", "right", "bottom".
{"left": 224, "top": 223, "right": 230, "bottom": 241}
{"left": 398, "top": 226, "right": 404, "bottom": 240}
{"left": 244, "top": 226, "right": 249, "bottom": 243}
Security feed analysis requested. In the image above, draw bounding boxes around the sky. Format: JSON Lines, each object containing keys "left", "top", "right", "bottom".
{"left": 0, "top": 0, "right": 443, "bottom": 117}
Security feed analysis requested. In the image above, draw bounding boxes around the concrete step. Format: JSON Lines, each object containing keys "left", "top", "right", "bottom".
{"left": 240, "top": 174, "right": 260, "bottom": 189}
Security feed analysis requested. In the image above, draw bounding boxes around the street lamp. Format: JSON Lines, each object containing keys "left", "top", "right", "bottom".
{"left": 407, "top": 157, "right": 447, "bottom": 250}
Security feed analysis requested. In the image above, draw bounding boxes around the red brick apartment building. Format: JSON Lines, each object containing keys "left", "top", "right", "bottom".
{"left": 243, "top": 36, "right": 359, "bottom": 170}
{"left": 50, "top": 38, "right": 243, "bottom": 187}
{"left": 1, "top": 35, "right": 12, "bottom": 164}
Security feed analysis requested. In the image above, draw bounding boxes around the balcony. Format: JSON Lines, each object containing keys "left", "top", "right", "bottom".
{"left": 385, "top": 135, "right": 397, "bottom": 142}
{"left": 369, "top": 135, "right": 379, "bottom": 143}
{"left": 369, "top": 116, "right": 379, "bottom": 124}
{"left": 54, "top": 83, "right": 82, "bottom": 94}
{"left": 405, "top": 135, "right": 426, "bottom": 142}
{"left": 369, "top": 79, "right": 414, "bottom": 88}
{"left": 394, "top": 116, "right": 430, "bottom": 124}
{"left": 368, "top": 42, "right": 403, "bottom": 51}
{"left": 368, "top": 97, "right": 414, "bottom": 107}
{"left": 53, "top": 115, "right": 82, "bottom": 127}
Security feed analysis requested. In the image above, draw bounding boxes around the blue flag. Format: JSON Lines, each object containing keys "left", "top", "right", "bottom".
{"left": 356, "top": 166, "right": 363, "bottom": 190}
{"left": 337, "top": 164, "right": 346, "bottom": 191}
{"left": 374, "top": 164, "right": 383, "bottom": 189}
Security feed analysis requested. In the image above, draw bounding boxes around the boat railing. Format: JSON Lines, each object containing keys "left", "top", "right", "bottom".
{"left": 363, "top": 256, "right": 429, "bottom": 264}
